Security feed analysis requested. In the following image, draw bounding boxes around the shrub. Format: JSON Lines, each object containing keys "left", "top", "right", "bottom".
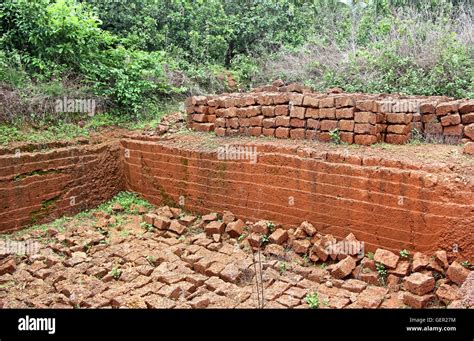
{"left": 255, "top": 3, "right": 473, "bottom": 98}
{"left": 1, "top": 0, "right": 472, "bottom": 128}
{"left": 1, "top": 0, "right": 112, "bottom": 80}
{"left": 84, "top": 48, "right": 184, "bottom": 114}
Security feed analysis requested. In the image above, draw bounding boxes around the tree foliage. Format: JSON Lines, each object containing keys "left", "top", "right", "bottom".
{"left": 0, "top": 0, "right": 472, "bottom": 120}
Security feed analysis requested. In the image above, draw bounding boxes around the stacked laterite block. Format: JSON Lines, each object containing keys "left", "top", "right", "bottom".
{"left": 186, "top": 88, "right": 474, "bottom": 146}
{"left": 419, "top": 99, "right": 474, "bottom": 144}
{"left": 420, "top": 101, "right": 441, "bottom": 139}
{"left": 437, "top": 101, "right": 463, "bottom": 142}
{"left": 186, "top": 95, "right": 215, "bottom": 132}
{"left": 385, "top": 112, "right": 413, "bottom": 144}
{"left": 335, "top": 96, "right": 355, "bottom": 144}
{"left": 461, "top": 101, "right": 474, "bottom": 145}
{"left": 382, "top": 100, "right": 418, "bottom": 145}
{"left": 288, "top": 93, "right": 305, "bottom": 139}
{"left": 353, "top": 100, "right": 378, "bottom": 145}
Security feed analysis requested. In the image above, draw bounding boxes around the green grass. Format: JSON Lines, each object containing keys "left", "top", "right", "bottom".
{"left": 86, "top": 100, "right": 181, "bottom": 131}
{"left": 0, "top": 214, "right": 77, "bottom": 241}
{"left": 375, "top": 262, "right": 388, "bottom": 285}
{"left": 96, "top": 192, "right": 154, "bottom": 214}
{"left": 83, "top": 111, "right": 168, "bottom": 131}
{"left": 110, "top": 267, "right": 122, "bottom": 279}
{"left": 2, "top": 191, "right": 153, "bottom": 241}
{"left": 141, "top": 222, "right": 154, "bottom": 232}
{"left": 279, "top": 262, "right": 287, "bottom": 274}
{"left": 407, "top": 128, "right": 431, "bottom": 145}
{"left": 0, "top": 101, "right": 181, "bottom": 146}
{"left": 0, "top": 123, "right": 89, "bottom": 146}
{"left": 119, "top": 229, "right": 130, "bottom": 238}
{"left": 399, "top": 249, "right": 410, "bottom": 258}
{"left": 375, "top": 143, "right": 397, "bottom": 150}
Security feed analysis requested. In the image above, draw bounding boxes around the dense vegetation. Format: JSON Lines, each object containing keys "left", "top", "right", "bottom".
{"left": 0, "top": 0, "right": 473, "bottom": 132}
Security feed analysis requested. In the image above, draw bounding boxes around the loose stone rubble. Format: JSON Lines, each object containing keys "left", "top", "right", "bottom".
{"left": 0, "top": 205, "right": 472, "bottom": 309}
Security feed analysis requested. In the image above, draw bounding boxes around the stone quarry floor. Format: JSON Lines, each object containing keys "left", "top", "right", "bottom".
{"left": 0, "top": 194, "right": 471, "bottom": 309}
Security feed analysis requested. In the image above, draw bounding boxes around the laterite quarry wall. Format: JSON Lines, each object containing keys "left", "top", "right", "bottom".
{"left": 0, "top": 140, "right": 124, "bottom": 232}
{"left": 186, "top": 89, "right": 474, "bottom": 146}
{"left": 0, "top": 130, "right": 472, "bottom": 261}
{"left": 120, "top": 137, "right": 474, "bottom": 261}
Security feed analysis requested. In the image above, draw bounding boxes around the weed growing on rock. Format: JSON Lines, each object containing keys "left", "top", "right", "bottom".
{"left": 400, "top": 249, "right": 410, "bottom": 258}
{"left": 409, "top": 128, "right": 425, "bottom": 145}
{"left": 375, "top": 263, "right": 388, "bottom": 285}
{"left": 305, "top": 292, "right": 319, "bottom": 309}
{"left": 279, "top": 262, "right": 287, "bottom": 274}
{"left": 146, "top": 255, "right": 156, "bottom": 266}
{"left": 98, "top": 192, "right": 153, "bottom": 215}
{"left": 110, "top": 267, "right": 122, "bottom": 280}
{"left": 329, "top": 128, "right": 341, "bottom": 144}
{"left": 141, "top": 222, "right": 154, "bottom": 233}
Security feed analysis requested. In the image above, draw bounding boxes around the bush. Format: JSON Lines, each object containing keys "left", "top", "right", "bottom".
{"left": 256, "top": 3, "right": 474, "bottom": 98}
{"left": 230, "top": 55, "right": 261, "bottom": 90}
{"left": 1, "top": 0, "right": 112, "bottom": 80}
{"left": 1, "top": 0, "right": 472, "bottom": 127}
{"left": 0, "top": 50, "right": 29, "bottom": 88}
{"left": 1, "top": 0, "right": 186, "bottom": 117}
{"left": 84, "top": 47, "right": 184, "bottom": 114}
